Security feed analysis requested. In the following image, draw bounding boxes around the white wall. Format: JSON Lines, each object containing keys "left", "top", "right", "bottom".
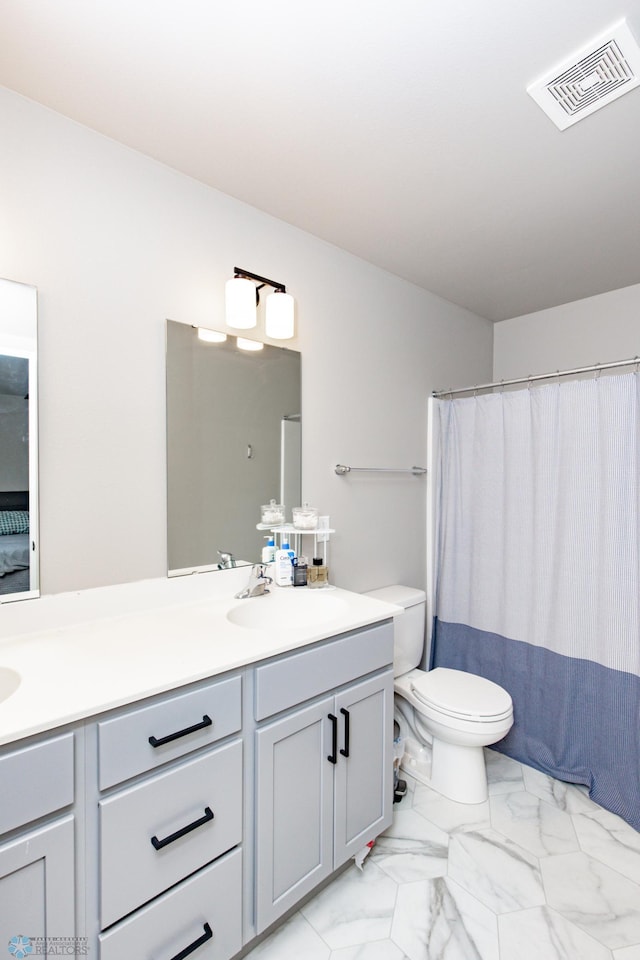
{"left": 0, "top": 87, "right": 493, "bottom": 596}
{"left": 494, "top": 283, "right": 640, "bottom": 380}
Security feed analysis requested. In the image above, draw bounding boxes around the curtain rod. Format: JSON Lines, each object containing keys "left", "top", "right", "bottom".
{"left": 433, "top": 355, "right": 640, "bottom": 399}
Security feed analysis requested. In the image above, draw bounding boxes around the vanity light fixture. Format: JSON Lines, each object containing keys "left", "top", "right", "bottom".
{"left": 265, "top": 289, "right": 295, "bottom": 339}
{"left": 225, "top": 267, "right": 295, "bottom": 339}
{"left": 197, "top": 327, "right": 227, "bottom": 343}
{"left": 225, "top": 274, "right": 257, "bottom": 329}
{"left": 237, "top": 336, "right": 264, "bottom": 351}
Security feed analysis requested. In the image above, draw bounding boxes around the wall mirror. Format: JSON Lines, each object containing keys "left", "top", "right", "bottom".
{"left": 166, "top": 320, "right": 301, "bottom": 576}
{"left": 0, "top": 278, "right": 39, "bottom": 602}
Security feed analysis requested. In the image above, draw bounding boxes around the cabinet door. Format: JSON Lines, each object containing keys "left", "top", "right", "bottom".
{"left": 0, "top": 817, "right": 75, "bottom": 950}
{"left": 255, "top": 698, "right": 334, "bottom": 933}
{"left": 334, "top": 671, "right": 394, "bottom": 867}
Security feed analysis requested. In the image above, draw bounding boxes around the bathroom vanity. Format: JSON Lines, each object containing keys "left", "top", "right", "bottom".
{"left": 0, "top": 571, "right": 398, "bottom": 958}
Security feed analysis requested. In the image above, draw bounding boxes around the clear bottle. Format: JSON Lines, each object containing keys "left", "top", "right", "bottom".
{"left": 293, "top": 556, "right": 308, "bottom": 587}
{"left": 309, "top": 557, "right": 328, "bottom": 588}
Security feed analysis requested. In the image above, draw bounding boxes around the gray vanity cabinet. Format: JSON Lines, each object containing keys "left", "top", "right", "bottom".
{"left": 0, "top": 732, "right": 76, "bottom": 951}
{"left": 92, "top": 673, "right": 244, "bottom": 959}
{"left": 253, "top": 623, "right": 394, "bottom": 932}
{"left": 0, "top": 613, "right": 396, "bottom": 959}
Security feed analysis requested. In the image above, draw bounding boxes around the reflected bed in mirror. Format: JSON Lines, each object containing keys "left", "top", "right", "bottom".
{"left": 166, "top": 320, "right": 301, "bottom": 576}
{"left": 0, "top": 278, "right": 39, "bottom": 602}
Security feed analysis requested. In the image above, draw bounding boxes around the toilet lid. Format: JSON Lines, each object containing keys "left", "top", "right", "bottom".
{"left": 411, "top": 668, "right": 513, "bottom": 721}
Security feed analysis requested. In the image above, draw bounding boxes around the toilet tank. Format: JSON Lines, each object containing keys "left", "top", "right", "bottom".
{"left": 364, "top": 585, "right": 426, "bottom": 677}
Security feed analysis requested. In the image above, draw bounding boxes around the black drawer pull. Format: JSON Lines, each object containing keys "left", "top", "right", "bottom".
{"left": 340, "top": 707, "right": 350, "bottom": 758}
{"left": 150, "top": 806, "right": 214, "bottom": 850}
{"left": 168, "top": 922, "right": 213, "bottom": 960}
{"left": 327, "top": 713, "right": 338, "bottom": 764}
{"left": 148, "top": 714, "right": 212, "bottom": 748}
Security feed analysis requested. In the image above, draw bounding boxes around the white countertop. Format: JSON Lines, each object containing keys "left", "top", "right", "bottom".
{"left": 0, "top": 568, "right": 401, "bottom": 747}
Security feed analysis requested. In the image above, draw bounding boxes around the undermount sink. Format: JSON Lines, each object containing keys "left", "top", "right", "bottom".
{"left": 0, "top": 667, "right": 21, "bottom": 704}
{"left": 227, "top": 589, "right": 349, "bottom": 630}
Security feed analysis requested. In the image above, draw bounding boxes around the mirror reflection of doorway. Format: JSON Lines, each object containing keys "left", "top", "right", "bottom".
{"left": 0, "top": 356, "right": 30, "bottom": 595}
{"left": 0, "top": 278, "right": 38, "bottom": 602}
{"left": 280, "top": 415, "right": 301, "bottom": 510}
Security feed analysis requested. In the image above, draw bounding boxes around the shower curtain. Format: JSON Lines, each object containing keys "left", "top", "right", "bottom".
{"left": 431, "top": 372, "right": 640, "bottom": 829}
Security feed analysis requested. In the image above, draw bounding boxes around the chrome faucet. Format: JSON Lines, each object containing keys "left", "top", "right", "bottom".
{"left": 234, "top": 563, "right": 273, "bottom": 599}
{"left": 217, "top": 550, "right": 237, "bottom": 570}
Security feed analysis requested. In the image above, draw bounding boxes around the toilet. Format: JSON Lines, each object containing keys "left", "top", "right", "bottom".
{"left": 365, "top": 585, "right": 513, "bottom": 804}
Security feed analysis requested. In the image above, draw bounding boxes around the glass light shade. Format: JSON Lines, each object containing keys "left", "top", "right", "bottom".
{"left": 197, "top": 327, "right": 227, "bottom": 343}
{"left": 265, "top": 291, "right": 295, "bottom": 339}
{"left": 225, "top": 277, "right": 257, "bottom": 329}
{"left": 237, "top": 336, "right": 264, "bottom": 351}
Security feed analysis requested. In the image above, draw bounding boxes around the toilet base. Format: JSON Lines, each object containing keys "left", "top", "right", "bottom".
{"left": 399, "top": 734, "right": 433, "bottom": 785}
{"left": 399, "top": 734, "right": 488, "bottom": 804}
{"left": 430, "top": 737, "right": 488, "bottom": 804}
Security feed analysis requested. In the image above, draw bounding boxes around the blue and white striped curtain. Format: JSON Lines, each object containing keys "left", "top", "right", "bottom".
{"left": 431, "top": 372, "right": 640, "bottom": 828}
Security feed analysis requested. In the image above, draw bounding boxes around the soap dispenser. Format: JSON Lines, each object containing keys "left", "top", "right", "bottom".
{"left": 261, "top": 536, "right": 275, "bottom": 564}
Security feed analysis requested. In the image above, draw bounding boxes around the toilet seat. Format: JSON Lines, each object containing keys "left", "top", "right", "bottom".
{"left": 410, "top": 667, "right": 513, "bottom": 723}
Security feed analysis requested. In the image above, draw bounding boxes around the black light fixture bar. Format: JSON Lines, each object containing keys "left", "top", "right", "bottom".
{"left": 233, "top": 267, "right": 286, "bottom": 294}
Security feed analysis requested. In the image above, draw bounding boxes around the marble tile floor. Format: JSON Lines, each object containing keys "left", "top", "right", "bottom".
{"left": 244, "top": 750, "right": 640, "bottom": 960}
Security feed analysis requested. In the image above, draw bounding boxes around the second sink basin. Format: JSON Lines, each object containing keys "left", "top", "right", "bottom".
{"left": 0, "top": 666, "right": 21, "bottom": 704}
{"left": 227, "top": 589, "right": 349, "bottom": 630}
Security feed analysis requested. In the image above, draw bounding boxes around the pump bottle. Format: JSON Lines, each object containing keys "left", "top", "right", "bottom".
{"left": 261, "top": 536, "right": 275, "bottom": 563}
{"left": 274, "top": 540, "right": 294, "bottom": 586}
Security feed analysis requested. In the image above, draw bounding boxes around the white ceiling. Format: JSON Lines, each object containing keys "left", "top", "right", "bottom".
{"left": 2, "top": 0, "right": 640, "bottom": 322}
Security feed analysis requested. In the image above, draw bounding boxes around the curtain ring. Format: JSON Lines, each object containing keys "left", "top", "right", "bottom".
{"left": 635, "top": 356, "right": 639, "bottom": 375}
{"left": 500, "top": 379, "right": 505, "bottom": 393}
{"left": 527, "top": 374, "right": 533, "bottom": 391}
{"left": 594, "top": 363, "right": 601, "bottom": 380}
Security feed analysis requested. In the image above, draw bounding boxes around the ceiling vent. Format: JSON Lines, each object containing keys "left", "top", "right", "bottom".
{"left": 527, "top": 19, "right": 640, "bottom": 129}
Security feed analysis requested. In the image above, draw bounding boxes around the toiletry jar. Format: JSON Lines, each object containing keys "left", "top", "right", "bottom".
{"left": 261, "top": 500, "right": 285, "bottom": 525}
{"left": 292, "top": 504, "right": 318, "bottom": 530}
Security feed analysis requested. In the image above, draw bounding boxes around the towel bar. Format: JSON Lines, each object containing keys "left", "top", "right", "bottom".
{"left": 335, "top": 464, "right": 427, "bottom": 476}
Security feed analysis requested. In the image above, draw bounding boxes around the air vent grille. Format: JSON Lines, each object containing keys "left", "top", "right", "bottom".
{"left": 528, "top": 20, "right": 640, "bottom": 129}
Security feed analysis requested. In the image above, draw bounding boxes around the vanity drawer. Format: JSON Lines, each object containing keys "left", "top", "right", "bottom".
{"left": 99, "top": 848, "right": 242, "bottom": 960}
{"left": 255, "top": 622, "right": 393, "bottom": 720}
{"left": 99, "top": 739, "right": 242, "bottom": 929}
{"left": 98, "top": 674, "right": 241, "bottom": 790}
{"left": 0, "top": 732, "right": 74, "bottom": 834}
